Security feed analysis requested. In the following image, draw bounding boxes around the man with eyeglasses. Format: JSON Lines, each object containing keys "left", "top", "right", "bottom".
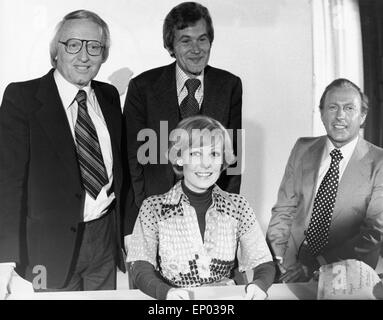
{"left": 0, "top": 9, "right": 135, "bottom": 297}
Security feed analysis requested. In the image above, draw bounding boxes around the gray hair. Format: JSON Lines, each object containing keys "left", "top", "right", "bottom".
{"left": 50, "top": 9, "right": 111, "bottom": 67}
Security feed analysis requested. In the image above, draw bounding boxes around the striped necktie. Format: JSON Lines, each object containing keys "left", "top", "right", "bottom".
{"left": 74, "top": 90, "right": 108, "bottom": 199}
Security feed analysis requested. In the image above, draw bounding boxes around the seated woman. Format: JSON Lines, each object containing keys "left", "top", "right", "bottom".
{"left": 127, "top": 115, "right": 276, "bottom": 300}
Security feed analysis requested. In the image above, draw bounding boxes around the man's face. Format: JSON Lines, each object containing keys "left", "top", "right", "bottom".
{"left": 56, "top": 19, "right": 104, "bottom": 88}
{"left": 321, "top": 86, "right": 366, "bottom": 148}
{"left": 170, "top": 19, "right": 211, "bottom": 77}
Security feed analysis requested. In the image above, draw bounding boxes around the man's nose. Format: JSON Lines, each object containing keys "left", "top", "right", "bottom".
{"left": 78, "top": 45, "right": 90, "bottom": 61}
{"left": 191, "top": 41, "right": 201, "bottom": 53}
{"left": 336, "top": 106, "right": 346, "bottom": 118}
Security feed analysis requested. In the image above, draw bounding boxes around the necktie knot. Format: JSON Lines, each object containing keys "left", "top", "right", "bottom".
{"left": 185, "top": 78, "right": 201, "bottom": 95}
{"left": 75, "top": 90, "right": 87, "bottom": 108}
{"left": 330, "top": 148, "right": 343, "bottom": 163}
{"left": 180, "top": 79, "right": 201, "bottom": 119}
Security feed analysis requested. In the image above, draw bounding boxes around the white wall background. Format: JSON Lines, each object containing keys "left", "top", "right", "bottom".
{"left": 0, "top": 0, "right": 313, "bottom": 231}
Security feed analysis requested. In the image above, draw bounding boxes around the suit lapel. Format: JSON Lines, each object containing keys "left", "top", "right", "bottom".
{"left": 92, "top": 81, "right": 119, "bottom": 154}
{"left": 332, "top": 137, "right": 370, "bottom": 222}
{"left": 152, "top": 63, "right": 180, "bottom": 187}
{"left": 92, "top": 81, "right": 122, "bottom": 191}
{"left": 202, "top": 66, "right": 224, "bottom": 121}
{"left": 302, "top": 136, "right": 326, "bottom": 227}
{"left": 153, "top": 62, "right": 180, "bottom": 132}
{"left": 35, "top": 69, "right": 81, "bottom": 186}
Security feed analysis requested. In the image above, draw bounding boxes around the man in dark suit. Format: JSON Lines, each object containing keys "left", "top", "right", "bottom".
{"left": 267, "top": 79, "right": 383, "bottom": 283}
{"left": 123, "top": 2, "right": 242, "bottom": 231}
{"left": 0, "top": 10, "right": 132, "bottom": 297}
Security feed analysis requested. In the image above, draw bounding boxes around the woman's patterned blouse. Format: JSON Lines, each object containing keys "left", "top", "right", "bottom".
{"left": 127, "top": 181, "right": 273, "bottom": 287}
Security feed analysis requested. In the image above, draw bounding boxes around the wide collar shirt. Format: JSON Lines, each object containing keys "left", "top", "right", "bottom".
{"left": 176, "top": 63, "right": 204, "bottom": 108}
{"left": 54, "top": 69, "right": 115, "bottom": 222}
{"left": 314, "top": 135, "right": 359, "bottom": 195}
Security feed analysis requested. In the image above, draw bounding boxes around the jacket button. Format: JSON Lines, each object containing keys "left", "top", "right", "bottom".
{"left": 70, "top": 227, "right": 77, "bottom": 233}
{"left": 75, "top": 193, "right": 82, "bottom": 200}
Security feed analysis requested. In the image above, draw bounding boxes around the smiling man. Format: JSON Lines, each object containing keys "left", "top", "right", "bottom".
{"left": 267, "top": 78, "right": 383, "bottom": 283}
{"left": 0, "top": 10, "right": 133, "bottom": 297}
{"left": 123, "top": 2, "right": 242, "bottom": 233}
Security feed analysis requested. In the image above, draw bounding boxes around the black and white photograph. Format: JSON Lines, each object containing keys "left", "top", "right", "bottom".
{"left": 0, "top": 0, "right": 382, "bottom": 312}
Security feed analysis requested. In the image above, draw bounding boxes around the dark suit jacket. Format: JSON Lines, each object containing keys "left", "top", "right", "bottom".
{"left": 267, "top": 136, "right": 383, "bottom": 270}
{"left": 123, "top": 62, "right": 242, "bottom": 232}
{"left": 0, "top": 69, "right": 128, "bottom": 288}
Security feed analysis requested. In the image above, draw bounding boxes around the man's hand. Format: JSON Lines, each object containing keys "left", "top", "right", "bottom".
{"left": 166, "top": 288, "right": 192, "bottom": 300}
{"left": 275, "top": 256, "right": 287, "bottom": 275}
{"left": 244, "top": 284, "right": 267, "bottom": 300}
{"left": 0, "top": 264, "right": 15, "bottom": 300}
{"left": 279, "top": 262, "right": 309, "bottom": 283}
{"left": 298, "top": 243, "right": 320, "bottom": 273}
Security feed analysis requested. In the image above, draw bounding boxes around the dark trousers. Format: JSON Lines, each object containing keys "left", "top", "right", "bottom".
{"left": 40, "top": 210, "right": 117, "bottom": 292}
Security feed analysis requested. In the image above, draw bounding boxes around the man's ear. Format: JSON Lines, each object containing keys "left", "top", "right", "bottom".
{"left": 360, "top": 112, "right": 367, "bottom": 127}
{"left": 165, "top": 46, "right": 175, "bottom": 58}
{"left": 320, "top": 108, "right": 324, "bottom": 123}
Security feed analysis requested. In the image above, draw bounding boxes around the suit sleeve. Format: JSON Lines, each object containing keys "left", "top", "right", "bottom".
{"left": 0, "top": 83, "right": 29, "bottom": 263}
{"left": 266, "top": 139, "right": 301, "bottom": 259}
{"left": 218, "top": 76, "right": 242, "bottom": 194}
{"left": 321, "top": 161, "right": 383, "bottom": 268}
{"left": 123, "top": 79, "right": 147, "bottom": 211}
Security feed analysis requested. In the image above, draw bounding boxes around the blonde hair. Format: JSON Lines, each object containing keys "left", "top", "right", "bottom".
{"left": 168, "top": 115, "right": 236, "bottom": 177}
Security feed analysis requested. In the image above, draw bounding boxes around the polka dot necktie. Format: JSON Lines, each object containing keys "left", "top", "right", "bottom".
{"left": 74, "top": 90, "right": 109, "bottom": 200}
{"left": 306, "top": 148, "right": 343, "bottom": 256}
{"left": 180, "top": 78, "right": 201, "bottom": 119}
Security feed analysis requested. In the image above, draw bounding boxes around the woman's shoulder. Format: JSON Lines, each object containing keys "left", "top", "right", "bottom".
{"left": 141, "top": 183, "right": 182, "bottom": 211}
{"left": 213, "top": 185, "right": 251, "bottom": 207}
{"left": 141, "top": 193, "right": 167, "bottom": 208}
{"left": 212, "top": 187, "right": 255, "bottom": 224}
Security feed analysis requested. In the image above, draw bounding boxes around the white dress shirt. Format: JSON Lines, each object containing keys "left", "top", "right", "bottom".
{"left": 176, "top": 64, "right": 204, "bottom": 108}
{"left": 54, "top": 70, "right": 115, "bottom": 222}
{"left": 275, "top": 135, "right": 359, "bottom": 266}
{"left": 314, "top": 136, "right": 359, "bottom": 195}
{"left": 0, "top": 72, "right": 116, "bottom": 272}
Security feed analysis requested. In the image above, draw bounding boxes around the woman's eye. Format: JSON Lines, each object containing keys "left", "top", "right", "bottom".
{"left": 190, "top": 151, "right": 201, "bottom": 157}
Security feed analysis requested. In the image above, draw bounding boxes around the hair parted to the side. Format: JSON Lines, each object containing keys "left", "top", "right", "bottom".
{"left": 49, "top": 9, "right": 111, "bottom": 68}
{"left": 319, "top": 78, "right": 369, "bottom": 115}
{"left": 168, "top": 115, "right": 236, "bottom": 177}
{"left": 163, "top": 2, "right": 214, "bottom": 57}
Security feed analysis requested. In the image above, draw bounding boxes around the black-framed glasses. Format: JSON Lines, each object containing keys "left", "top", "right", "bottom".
{"left": 59, "top": 38, "right": 104, "bottom": 56}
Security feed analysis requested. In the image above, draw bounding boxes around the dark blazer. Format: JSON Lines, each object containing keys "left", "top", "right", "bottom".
{"left": 0, "top": 69, "right": 128, "bottom": 288}
{"left": 123, "top": 62, "right": 242, "bottom": 231}
{"left": 267, "top": 136, "right": 383, "bottom": 270}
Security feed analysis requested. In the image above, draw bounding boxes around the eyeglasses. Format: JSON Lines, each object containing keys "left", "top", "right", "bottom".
{"left": 59, "top": 38, "right": 104, "bottom": 56}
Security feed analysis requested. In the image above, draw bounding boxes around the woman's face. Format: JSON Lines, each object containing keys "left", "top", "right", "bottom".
{"left": 181, "top": 139, "right": 223, "bottom": 193}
